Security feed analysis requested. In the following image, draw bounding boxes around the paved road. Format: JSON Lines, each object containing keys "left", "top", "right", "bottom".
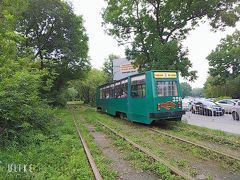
{"left": 182, "top": 112, "right": 240, "bottom": 135}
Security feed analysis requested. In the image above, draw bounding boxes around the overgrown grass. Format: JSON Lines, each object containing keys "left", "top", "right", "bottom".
{"left": 157, "top": 124, "right": 240, "bottom": 151}
{"left": 99, "top": 125, "right": 183, "bottom": 179}
{"left": 0, "top": 109, "right": 93, "bottom": 179}
{"left": 73, "top": 107, "right": 118, "bottom": 179}
{"left": 79, "top": 108, "right": 184, "bottom": 179}
{"left": 79, "top": 107, "right": 240, "bottom": 176}
{"left": 168, "top": 121, "right": 240, "bottom": 142}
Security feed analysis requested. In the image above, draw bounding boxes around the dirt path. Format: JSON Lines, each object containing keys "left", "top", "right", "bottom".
{"left": 85, "top": 124, "right": 159, "bottom": 180}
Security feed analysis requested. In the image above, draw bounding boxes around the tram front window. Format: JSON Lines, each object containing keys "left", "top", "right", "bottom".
{"left": 156, "top": 81, "right": 178, "bottom": 97}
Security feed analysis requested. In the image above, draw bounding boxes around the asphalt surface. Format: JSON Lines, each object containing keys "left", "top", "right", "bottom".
{"left": 182, "top": 111, "right": 240, "bottom": 135}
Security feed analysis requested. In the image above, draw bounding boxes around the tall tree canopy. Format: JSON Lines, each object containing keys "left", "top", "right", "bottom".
{"left": 70, "top": 69, "right": 108, "bottom": 104}
{"left": 180, "top": 82, "right": 192, "bottom": 98}
{"left": 102, "top": 54, "right": 120, "bottom": 81}
{"left": 16, "top": 0, "right": 90, "bottom": 105}
{"left": 205, "top": 30, "right": 240, "bottom": 97}
{"left": 102, "top": 0, "right": 240, "bottom": 81}
{"left": 207, "top": 30, "right": 240, "bottom": 87}
{"left": 0, "top": 0, "right": 55, "bottom": 143}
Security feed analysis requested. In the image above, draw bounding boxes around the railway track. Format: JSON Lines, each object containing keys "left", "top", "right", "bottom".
{"left": 119, "top": 119, "right": 240, "bottom": 161}
{"left": 97, "top": 121, "right": 193, "bottom": 180}
{"left": 69, "top": 107, "right": 103, "bottom": 180}
{"left": 112, "top": 118, "right": 240, "bottom": 161}
{"left": 169, "top": 125, "right": 240, "bottom": 148}
{"left": 149, "top": 127, "right": 240, "bottom": 161}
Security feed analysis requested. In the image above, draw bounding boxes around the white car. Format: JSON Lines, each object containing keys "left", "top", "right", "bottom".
{"left": 215, "top": 99, "right": 236, "bottom": 114}
{"left": 191, "top": 99, "right": 225, "bottom": 116}
{"left": 232, "top": 100, "right": 240, "bottom": 121}
{"left": 182, "top": 98, "right": 191, "bottom": 111}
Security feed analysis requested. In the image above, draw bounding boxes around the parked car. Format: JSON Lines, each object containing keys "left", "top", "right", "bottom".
{"left": 215, "top": 99, "right": 236, "bottom": 114}
{"left": 232, "top": 99, "right": 240, "bottom": 103}
{"left": 232, "top": 100, "right": 240, "bottom": 121}
{"left": 205, "top": 98, "right": 215, "bottom": 102}
{"left": 182, "top": 98, "right": 191, "bottom": 111}
{"left": 191, "top": 99, "right": 225, "bottom": 116}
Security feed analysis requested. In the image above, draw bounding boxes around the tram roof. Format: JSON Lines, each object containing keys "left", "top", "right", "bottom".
{"left": 98, "top": 70, "right": 178, "bottom": 88}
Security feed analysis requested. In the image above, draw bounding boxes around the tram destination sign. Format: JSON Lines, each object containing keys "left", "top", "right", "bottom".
{"left": 154, "top": 72, "right": 177, "bottom": 78}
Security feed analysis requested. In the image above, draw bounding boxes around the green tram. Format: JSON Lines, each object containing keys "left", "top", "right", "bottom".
{"left": 96, "top": 70, "right": 185, "bottom": 124}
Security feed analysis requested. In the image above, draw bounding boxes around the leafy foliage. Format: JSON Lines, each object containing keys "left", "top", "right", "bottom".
{"left": 180, "top": 82, "right": 192, "bottom": 98}
{"left": 205, "top": 30, "right": 240, "bottom": 97}
{"left": 102, "top": 0, "right": 240, "bottom": 81}
{"left": 16, "top": 0, "right": 90, "bottom": 105}
{"left": 67, "top": 87, "right": 79, "bottom": 101}
{"left": 0, "top": 109, "right": 94, "bottom": 179}
{"left": 71, "top": 69, "right": 108, "bottom": 104}
{"left": 208, "top": 30, "right": 240, "bottom": 82}
{"left": 0, "top": 0, "right": 55, "bottom": 144}
{"left": 191, "top": 88, "right": 204, "bottom": 97}
{"left": 204, "top": 75, "right": 240, "bottom": 98}
{"left": 102, "top": 54, "right": 120, "bottom": 81}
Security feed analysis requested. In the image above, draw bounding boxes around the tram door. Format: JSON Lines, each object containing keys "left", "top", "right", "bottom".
{"left": 128, "top": 74, "right": 148, "bottom": 123}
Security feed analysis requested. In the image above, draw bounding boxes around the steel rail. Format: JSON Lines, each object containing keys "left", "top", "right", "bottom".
{"left": 97, "top": 121, "right": 193, "bottom": 180}
{"left": 150, "top": 128, "right": 240, "bottom": 161}
{"left": 69, "top": 107, "right": 103, "bottom": 180}
{"left": 170, "top": 126, "right": 240, "bottom": 147}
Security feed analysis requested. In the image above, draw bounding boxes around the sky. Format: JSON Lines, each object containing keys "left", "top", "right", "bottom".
{"left": 70, "top": 0, "right": 239, "bottom": 88}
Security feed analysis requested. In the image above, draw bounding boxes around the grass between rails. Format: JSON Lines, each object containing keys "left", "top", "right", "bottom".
{"left": 167, "top": 121, "right": 240, "bottom": 146}
{"left": 154, "top": 125, "right": 240, "bottom": 157}
{"left": 80, "top": 107, "right": 240, "bottom": 177}
{"left": 0, "top": 108, "right": 93, "bottom": 179}
{"left": 72, "top": 107, "right": 118, "bottom": 179}
{"left": 80, "top": 108, "right": 189, "bottom": 179}
{"left": 80, "top": 112, "right": 180, "bottom": 179}
{"left": 97, "top": 125, "right": 181, "bottom": 180}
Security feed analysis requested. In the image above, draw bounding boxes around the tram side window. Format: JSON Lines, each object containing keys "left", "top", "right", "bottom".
{"left": 100, "top": 88, "right": 105, "bottom": 99}
{"left": 156, "top": 81, "right": 178, "bottom": 97}
{"left": 131, "top": 75, "right": 146, "bottom": 98}
{"left": 114, "top": 82, "right": 121, "bottom": 98}
{"left": 120, "top": 80, "right": 128, "bottom": 98}
{"left": 109, "top": 84, "right": 115, "bottom": 98}
{"left": 104, "top": 86, "right": 110, "bottom": 98}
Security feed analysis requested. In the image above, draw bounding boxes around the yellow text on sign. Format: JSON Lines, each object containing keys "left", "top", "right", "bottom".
{"left": 154, "top": 72, "right": 177, "bottom": 78}
{"left": 120, "top": 64, "right": 138, "bottom": 73}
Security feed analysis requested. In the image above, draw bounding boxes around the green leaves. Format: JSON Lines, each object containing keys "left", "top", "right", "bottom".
{"left": 103, "top": 0, "right": 239, "bottom": 81}
{"left": 205, "top": 31, "right": 240, "bottom": 97}
{"left": 180, "top": 82, "right": 192, "bottom": 98}
{"left": 0, "top": 0, "right": 55, "bottom": 144}
{"left": 102, "top": 54, "right": 120, "bottom": 81}
{"left": 71, "top": 69, "right": 108, "bottom": 104}
{"left": 208, "top": 30, "right": 240, "bottom": 83}
{"left": 16, "top": 0, "right": 90, "bottom": 105}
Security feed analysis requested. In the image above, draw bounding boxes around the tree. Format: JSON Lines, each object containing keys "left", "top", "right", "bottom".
{"left": 16, "top": 0, "right": 90, "bottom": 105}
{"left": 180, "top": 82, "right": 192, "bottom": 98}
{"left": 191, "top": 88, "right": 204, "bottom": 97}
{"left": 67, "top": 87, "right": 78, "bottom": 101}
{"left": 102, "top": 54, "right": 120, "bottom": 81}
{"left": 71, "top": 69, "right": 108, "bottom": 104}
{"left": 207, "top": 30, "right": 240, "bottom": 95}
{"left": 204, "top": 75, "right": 240, "bottom": 98}
{"left": 0, "top": 0, "right": 55, "bottom": 144}
{"left": 102, "top": 0, "right": 239, "bottom": 81}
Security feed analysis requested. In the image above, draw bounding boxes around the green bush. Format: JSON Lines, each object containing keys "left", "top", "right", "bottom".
{"left": 0, "top": 70, "right": 55, "bottom": 145}
{"left": 0, "top": 1, "right": 56, "bottom": 145}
